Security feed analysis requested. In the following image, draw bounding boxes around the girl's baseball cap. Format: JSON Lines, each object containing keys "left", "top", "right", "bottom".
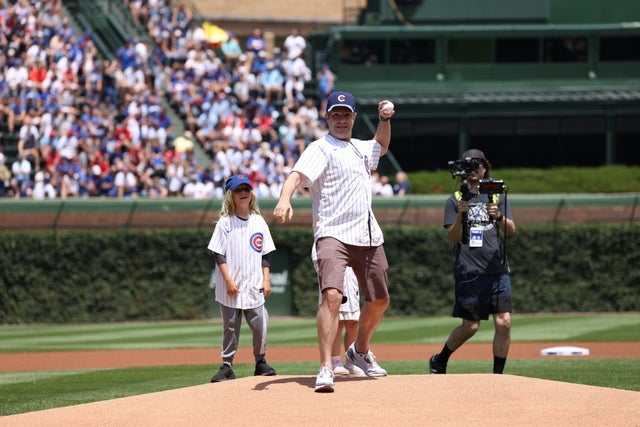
{"left": 224, "top": 174, "right": 252, "bottom": 192}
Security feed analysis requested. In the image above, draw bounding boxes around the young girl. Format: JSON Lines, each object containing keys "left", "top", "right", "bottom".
{"left": 208, "top": 174, "right": 277, "bottom": 382}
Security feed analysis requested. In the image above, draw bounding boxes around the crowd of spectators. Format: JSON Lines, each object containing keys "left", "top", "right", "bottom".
{"left": 0, "top": 0, "right": 408, "bottom": 200}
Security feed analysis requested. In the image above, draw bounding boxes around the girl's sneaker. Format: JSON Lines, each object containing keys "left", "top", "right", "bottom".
{"left": 333, "top": 363, "right": 350, "bottom": 376}
{"left": 344, "top": 361, "right": 366, "bottom": 376}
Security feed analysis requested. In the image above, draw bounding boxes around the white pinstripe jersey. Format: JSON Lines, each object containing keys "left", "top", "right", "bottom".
{"left": 207, "top": 213, "right": 276, "bottom": 309}
{"left": 294, "top": 134, "right": 384, "bottom": 247}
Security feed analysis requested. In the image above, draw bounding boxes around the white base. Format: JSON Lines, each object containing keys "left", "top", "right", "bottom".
{"left": 540, "top": 346, "right": 590, "bottom": 356}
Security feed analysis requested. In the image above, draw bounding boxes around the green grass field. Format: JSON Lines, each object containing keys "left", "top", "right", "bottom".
{"left": 1, "top": 313, "right": 639, "bottom": 416}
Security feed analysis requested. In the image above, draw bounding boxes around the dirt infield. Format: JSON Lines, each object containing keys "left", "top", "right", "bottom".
{"left": 2, "top": 343, "right": 639, "bottom": 426}
{"left": 2, "top": 342, "right": 640, "bottom": 372}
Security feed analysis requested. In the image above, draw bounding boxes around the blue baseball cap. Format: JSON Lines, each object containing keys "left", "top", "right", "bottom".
{"left": 224, "top": 174, "right": 252, "bottom": 192}
{"left": 326, "top": 91, "right": 356, "bottom": 112}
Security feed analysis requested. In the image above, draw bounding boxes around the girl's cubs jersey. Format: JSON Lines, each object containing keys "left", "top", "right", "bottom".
{"left": 208, "top": 213, "right": 276, "bottom": 309}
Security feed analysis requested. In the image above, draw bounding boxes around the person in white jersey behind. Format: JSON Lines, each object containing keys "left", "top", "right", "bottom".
{"left": 273, "top": 91, "right": 395, "bottom": 392}
{"left": 208, "top": 174, "right": 277, "bottom": 382}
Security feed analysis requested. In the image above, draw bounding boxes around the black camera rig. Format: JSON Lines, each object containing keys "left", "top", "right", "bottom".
{"left": 448, "top": 158, "right": 480, "bottom": 178}
{"left": 479, "top": 178, "right": 506, "bottom": 195}
{"left": 448, "top": 157, "right": 507, "bottom": 199}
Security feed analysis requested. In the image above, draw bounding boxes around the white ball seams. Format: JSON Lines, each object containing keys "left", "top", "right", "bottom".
{"left": 381, "top": 101, "right": 394, "bottom": 114}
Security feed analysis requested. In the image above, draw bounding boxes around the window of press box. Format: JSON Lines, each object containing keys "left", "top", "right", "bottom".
{"left": 599, "top": 36, "right": 640, "bottom": 61}
{"left": 389, "top": 38, "right": 436, "bottom": 64}
{"left": 495, "top": 38, "right": 540, "bottom": 63}
{"left": 339, "top": 39, "right": 387, "bottom": 65}
{"left": 447, "top": 38, "right": 493, "bottom": 63}
{"left": 542, "top": 37, "right": 588, "bottom": 63}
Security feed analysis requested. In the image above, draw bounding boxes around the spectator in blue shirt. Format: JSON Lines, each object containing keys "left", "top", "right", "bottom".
{"left": 260, "top": 61, "right": 284, "bottom": 103}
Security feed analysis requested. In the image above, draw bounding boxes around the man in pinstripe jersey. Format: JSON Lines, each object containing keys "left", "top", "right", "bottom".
{"left": 274, "top": 91, "right": 395, "bottom": 392}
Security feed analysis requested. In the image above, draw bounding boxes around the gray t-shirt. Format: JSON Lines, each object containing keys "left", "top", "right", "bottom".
{"left": 444, "top": 193, "right": 511, "bottom": 277}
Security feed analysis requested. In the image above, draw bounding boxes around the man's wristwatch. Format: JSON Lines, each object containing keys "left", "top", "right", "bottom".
{"left": 495, "top": 214, "right": 505, "bottom": 222}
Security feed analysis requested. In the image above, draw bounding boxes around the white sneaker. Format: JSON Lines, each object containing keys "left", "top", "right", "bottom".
{"left": 315, "top": 366, "right": 335, "bottom": 392}
{"left": 333, "top": 364, "right": 350, "bottom": 376}
{"left": 345, "top": 342, "right": 387, "bottom": 377}
{"left": 344, "top": 361, "right": 366, "bottom": 377}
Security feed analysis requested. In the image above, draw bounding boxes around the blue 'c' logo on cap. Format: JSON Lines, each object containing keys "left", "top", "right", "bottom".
{"left": 337, "top": 94, "right": 346, "bottom": 102}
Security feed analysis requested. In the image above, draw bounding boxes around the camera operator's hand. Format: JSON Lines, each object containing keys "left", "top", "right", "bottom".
{"left": 448, "top": 200, "right": 469, "bottom": 245}
{"left": 487, "top": 202, "right": 502, "bottom": 221}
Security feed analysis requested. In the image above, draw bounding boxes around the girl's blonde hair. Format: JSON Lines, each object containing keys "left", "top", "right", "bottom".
{"left": 219, "top": 188, "right": 261, "bottom": 217}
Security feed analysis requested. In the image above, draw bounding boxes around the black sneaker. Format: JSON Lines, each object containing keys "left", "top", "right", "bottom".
{"left": 254, "top": 359, "right": 276, "bottom": 376}
{"left": 211, "top": 363, "right": 236, "bottom": 383}
{"left": 428, "top": 354, "right": 447, "bottom": 374}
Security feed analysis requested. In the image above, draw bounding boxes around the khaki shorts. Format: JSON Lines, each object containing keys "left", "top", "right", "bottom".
{"left": 315, "top": 237, "right": 390, "bottom": 302}
{"left": 316, "top": 264, "right": 361, "bottom": 317}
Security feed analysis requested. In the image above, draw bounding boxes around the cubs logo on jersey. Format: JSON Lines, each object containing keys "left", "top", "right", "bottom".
{"left": 250, "top": 232, "right": 263, "bottom": 253}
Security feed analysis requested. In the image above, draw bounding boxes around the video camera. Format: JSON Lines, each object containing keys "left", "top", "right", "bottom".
{"left": 448, "top": 157, "right": 507, "bottom": 198}
{"left": 448, "top": 157, "right": 480, "bottom": 179}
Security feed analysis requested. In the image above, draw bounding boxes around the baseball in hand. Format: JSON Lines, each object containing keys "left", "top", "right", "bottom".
{"left": 381, "top": 101, "right": 394, "bottom": 114}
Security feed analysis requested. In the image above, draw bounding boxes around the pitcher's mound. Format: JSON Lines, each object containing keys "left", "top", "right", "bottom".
{"left": 3, "top": 374, "right": 638, "bottom": 426}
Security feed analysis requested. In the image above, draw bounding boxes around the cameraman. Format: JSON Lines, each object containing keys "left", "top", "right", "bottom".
{"left": 429, "top": 149, "right": 516, "bottom": 375}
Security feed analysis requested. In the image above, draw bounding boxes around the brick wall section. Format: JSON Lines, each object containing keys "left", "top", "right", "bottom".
{"left": 0, "top": 206, "right": 636, "bottom": 231}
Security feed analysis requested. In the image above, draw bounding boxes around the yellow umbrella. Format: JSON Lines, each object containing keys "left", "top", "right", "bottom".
{"left": 203, "top": 22, "right": 229, "bottom": 45}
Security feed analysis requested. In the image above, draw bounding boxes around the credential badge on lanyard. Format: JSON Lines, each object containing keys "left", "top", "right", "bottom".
{"left": 469, "top": 226, "right": 483, "bottom": 247}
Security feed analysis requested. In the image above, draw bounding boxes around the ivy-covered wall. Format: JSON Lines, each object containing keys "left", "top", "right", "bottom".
{"left": 1, "top": 225, "right": 638, "bottom": 324}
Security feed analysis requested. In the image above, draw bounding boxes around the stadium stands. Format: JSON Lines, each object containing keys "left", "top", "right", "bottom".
{"left": 1, "top": 0, "right": 406, "bottom": 200}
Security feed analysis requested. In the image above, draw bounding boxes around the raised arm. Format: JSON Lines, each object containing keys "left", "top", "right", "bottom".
{"left": 374, "top": 100, "right": 395, "bottom": 156}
